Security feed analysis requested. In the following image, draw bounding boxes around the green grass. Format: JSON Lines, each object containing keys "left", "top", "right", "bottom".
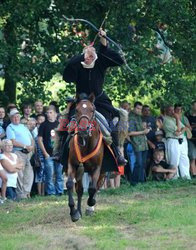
{"left": 0, "top": 179, "right": 196, "bottom": 250}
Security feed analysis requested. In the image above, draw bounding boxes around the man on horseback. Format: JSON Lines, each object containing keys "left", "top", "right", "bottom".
{"left": 62, "top": 28, "right": 127, "bottom": 166}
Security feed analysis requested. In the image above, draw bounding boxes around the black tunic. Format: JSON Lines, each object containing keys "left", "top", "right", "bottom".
{"left": 63, "top": 44, "right": 124, "bottom": 121}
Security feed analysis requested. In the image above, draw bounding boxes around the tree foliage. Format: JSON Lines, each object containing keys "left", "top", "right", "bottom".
{"left": 0, "top": 0, "right": 195, "bottom": 110}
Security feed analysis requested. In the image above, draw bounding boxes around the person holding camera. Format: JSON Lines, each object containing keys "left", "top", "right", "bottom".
{"left": 163, "top": 105, "right": 190, "bottom": 179}
{"left": 128, "top": 102, "right": 150, "bottom": 185}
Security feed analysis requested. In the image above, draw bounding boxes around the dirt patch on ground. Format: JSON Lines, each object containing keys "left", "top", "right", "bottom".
{"left": 17, "top": 224, "right": 95, "bottom": 250}
{"left": 133, "top": 193, "right": 147, "bottom": 200}
{"left": 25, "top": 224, "right": 95, "bottom": 250}
{"left": 9, "top": 199, "right": 96, "bottom": 250}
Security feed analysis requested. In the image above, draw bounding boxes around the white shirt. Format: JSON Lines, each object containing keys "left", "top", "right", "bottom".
{"left": 0, "top": 162, "right": 3, "bottom": 171}
{"left": 0, "top": 163, "right": 4, "bottom": 188}
{"left": 0, "top": 153, "right": 18, "bottom": 188}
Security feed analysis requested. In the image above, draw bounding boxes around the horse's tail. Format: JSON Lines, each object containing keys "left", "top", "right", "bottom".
{"left": 116, "top": 108, "right": 129, "bottom": 148}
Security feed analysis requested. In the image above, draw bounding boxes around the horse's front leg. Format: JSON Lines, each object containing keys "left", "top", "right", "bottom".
{"left": 66, "top": 162, "right": 80, "bottom": 222}
{"left": 75, "top": 165, "right": 84, "bottom": 217}
{"left": 86, "top": 166, "right": 101, "bottom": 216}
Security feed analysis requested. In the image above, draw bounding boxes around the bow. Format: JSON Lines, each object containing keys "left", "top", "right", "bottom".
{"left": 63, "top": 16, "right": 133, "bottom": 73}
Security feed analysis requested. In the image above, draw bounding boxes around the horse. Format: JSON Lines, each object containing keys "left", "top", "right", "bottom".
{"left": 66, "top": 93, "right": 105, "bottom": 222}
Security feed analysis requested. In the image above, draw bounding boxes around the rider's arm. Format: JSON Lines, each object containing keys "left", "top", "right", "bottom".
{"left": 98, "top": 29, "right": 124, "bottom": 67}
{"left": 98, "top": 44, "right": 124, "bottom": 67}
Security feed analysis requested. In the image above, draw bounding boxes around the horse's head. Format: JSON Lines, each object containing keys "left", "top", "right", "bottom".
{"left": 75, "top": 93, "right": 96, "bottom": 137}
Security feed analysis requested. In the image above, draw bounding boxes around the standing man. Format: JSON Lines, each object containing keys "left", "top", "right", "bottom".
{"left": 63, "top": 28, "right": 127, "bottom": 165}
{"left": 163, "top": 105, "right": 190, "bottom": 179}
{"left": 6, "top": 109, "right": 34, "bottom": 199}
{"left": 38, "top": 106, "right": 63, "bottom": 195}
{"left": 128, "top": 102, "right": 150, "bottom": 185}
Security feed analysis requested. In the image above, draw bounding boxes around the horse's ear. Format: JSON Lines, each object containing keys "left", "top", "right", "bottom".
{"left": 89, "top": 93, "right": 95, "bottom": 103}
{"left": 76, "top": 94, "right": 80, "bottom": 103}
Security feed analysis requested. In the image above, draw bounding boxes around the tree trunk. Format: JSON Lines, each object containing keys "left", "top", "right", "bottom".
{"left": 4, "top": 71, "right": 16, "bottom": 103}
{"left": 3, "top": 20, "right": 17, "bottom": 104}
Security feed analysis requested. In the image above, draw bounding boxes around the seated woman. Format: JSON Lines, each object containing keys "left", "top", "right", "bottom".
{"left": 0, "top": 139, "right": 23, "bottom": 200}
{"left": 0, "top": 162, "right": 7, "bottom": 203}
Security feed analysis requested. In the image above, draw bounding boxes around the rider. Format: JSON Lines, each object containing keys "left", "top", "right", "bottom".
{"left": 62, "top": 28, "right": 127, "bottom": 165}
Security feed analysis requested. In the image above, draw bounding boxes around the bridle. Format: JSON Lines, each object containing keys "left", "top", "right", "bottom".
{"left": 75, "top": 101, "right": 96, "bottom": 140}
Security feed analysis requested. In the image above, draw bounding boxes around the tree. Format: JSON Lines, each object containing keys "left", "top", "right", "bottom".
{"left": 0, "top": 0, "right": 195, "bottom": 109}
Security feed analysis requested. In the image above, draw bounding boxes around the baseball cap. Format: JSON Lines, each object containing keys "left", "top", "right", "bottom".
{"left": 9, "top": 109, "right": 20, "bottom": 116}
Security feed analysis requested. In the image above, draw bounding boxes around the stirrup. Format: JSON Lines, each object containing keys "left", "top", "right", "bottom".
{"left": 117, "top": 155, "right": 127, "bottom": 166}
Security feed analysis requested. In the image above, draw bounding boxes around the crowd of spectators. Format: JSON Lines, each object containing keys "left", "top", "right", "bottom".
{"left": 0, "top": 99, "right": 196, "bottom": 203}
{"left": 121, "top": 101, "right": 196, "bottom": 186}
{"left": 0, "top": 100, "right": 63, "bottom": 203}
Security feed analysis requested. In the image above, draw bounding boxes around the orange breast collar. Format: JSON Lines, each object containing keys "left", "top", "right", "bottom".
{"left": 74, "top": 129, "right": 103, "bottom": 163}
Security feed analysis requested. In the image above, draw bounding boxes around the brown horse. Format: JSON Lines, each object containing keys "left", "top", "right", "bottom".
{"left": 66, "top": 93, "right": 105, "bottom": 222}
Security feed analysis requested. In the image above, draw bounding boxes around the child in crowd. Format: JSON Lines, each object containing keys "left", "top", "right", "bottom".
{"left": 151, "top": 149, "right": 177, "bottom": 181}
{"left": 154, "top": 130, "right": 165, "bottom": 152}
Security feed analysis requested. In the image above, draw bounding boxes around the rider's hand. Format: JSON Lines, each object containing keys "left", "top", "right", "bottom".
{"left": 98, "top": 28, "right": 106, "bottom": 38}
{"left": 99, "top": 28, "right": 107, "bottom": 46}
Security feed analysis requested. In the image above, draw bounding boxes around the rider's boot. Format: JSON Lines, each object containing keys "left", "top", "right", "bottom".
{"left": 111, "top": 130, "right": 127, "bottom": 166}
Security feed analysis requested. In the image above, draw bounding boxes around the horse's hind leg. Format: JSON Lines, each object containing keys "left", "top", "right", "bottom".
{"left": 97, "top": 173, "right": 105, "bottom": 190}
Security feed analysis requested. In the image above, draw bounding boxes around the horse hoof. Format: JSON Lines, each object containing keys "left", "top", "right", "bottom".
{"left": 71, "top": 210, "right": 81, "bottom": 222}
{"left": 79, "top": 210, "right": 82, "bottom": 218}
{"left": 85, "top": 209, "right": 94, "bottom": 216}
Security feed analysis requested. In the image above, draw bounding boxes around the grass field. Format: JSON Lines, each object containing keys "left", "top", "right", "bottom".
{"left": 0, "top": 179, "right": 196, "bottom": 250}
